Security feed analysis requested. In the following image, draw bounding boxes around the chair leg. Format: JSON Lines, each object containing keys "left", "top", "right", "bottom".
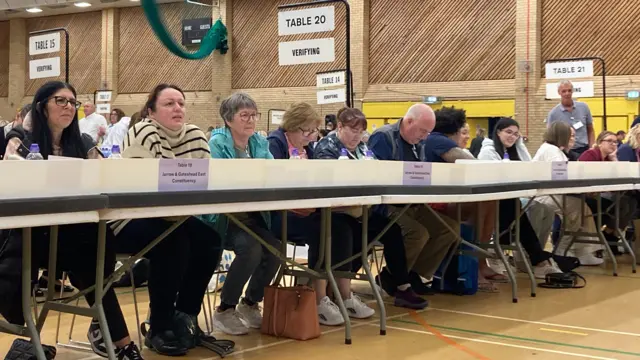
{"left": 129, "top": 270, "right": 143, "bottom": 349}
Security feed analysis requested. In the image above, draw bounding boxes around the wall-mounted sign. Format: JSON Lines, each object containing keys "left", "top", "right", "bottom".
{"left": 29, "top": 33, "right": 61, "bottom": 56}
{"left": 545, "top": 60, "right": 594, "bottom": 79}
{"left": 96, "top": 104, "right": 111, "bottom": 114}
{"left": 626, "top": 90, "right": 640, "bottom": 100}
{"left": 278, "top": 6, "right": 335, "bottom": 36}
{"left": 279, "top": 38, "right": 335, "bottom": 66}
{"left": 316, "top": 70, "right": 345, "bottom": 88}
{"left": 29, "top": 57, "right": 61, "bottom": 79}
{"left": 270, "top": 110, "right": 285, "bottom": 125}
{"left": 545, "top": 81, "right": 594, "bottom": 99}
{"left": 96, "top": 91, "right": 112, "bottom": 102}
{"left": 317, "top": 87, "right": 345, "bottom": 105}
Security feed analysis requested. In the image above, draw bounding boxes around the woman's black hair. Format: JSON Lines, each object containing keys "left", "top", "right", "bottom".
{"left": 433, "top": 106, "right": 467, "bottom": 135}
{"left": 31, "top": 81, "right": 86, "bottom": 159}
{"left": 492, "top": 117, "right": 520, "bottom": 161}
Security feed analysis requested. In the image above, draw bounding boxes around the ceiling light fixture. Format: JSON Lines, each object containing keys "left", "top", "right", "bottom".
{"left": 26, "top": 7, "right": 43, "bottom": 13}
{"left": 74, "top": 2, "right": 92, "bottom": 7}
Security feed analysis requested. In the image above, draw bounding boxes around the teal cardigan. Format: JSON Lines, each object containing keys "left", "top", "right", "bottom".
{"left": 199, "top": 127, "right": 273, "bottom": 243}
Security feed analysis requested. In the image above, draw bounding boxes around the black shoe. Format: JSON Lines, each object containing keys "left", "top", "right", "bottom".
{"left": 375, "top": 268, "right": 397, "bottom": 296}
{"left": 87, "top": 319, "right": 108, "bottom": 358}
{"left": 116, "top": 342, "right": 143, "bottom": 360}
{"left": 409, "top": 272, "right": 437, "bottom": 296}
{"left": 144, "top": 329, "right": 188, "bottom": 356}
{"left": 173, "top": 311, "right": 201, "bottom": 349}
{"left": 394, "top": 288, "right": 429, "bottom": 310}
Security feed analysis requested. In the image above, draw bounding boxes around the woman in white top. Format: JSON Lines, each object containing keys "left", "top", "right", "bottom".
{"left": 532, "top": 122, "right": 603, "bottom": 265}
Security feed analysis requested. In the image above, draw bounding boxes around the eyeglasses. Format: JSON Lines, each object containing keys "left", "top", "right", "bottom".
{"left": 238, "top": 112, "right": 259, "bottom": 123}
{"left": 502, "top": 130, "right": 520, "bottom": 138}
{"left": 51, "top": 96, "right": 81, "bottom": 110}
{"left": 299, "top": 127, "right": 319, "bottom": 137}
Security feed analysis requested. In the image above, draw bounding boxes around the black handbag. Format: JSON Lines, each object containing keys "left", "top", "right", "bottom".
{"left": 4, "top": 339, "right": 56, "bottom": 360}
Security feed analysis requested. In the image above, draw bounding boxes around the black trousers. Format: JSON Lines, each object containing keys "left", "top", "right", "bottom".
{"left": 498, "top": 199, "right": 552, "bottom": 266}
{"left": 0, "top": 224, "right": 129, "bottom": 342}
{"left": 273, "top": 211, "right": 410, "bottom": 286}
{"left": 114, "top": 216, "right": 222, "bottom": 332}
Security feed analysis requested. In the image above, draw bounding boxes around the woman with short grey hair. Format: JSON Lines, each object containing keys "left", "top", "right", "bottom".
{"left": 201, "top": 92, "right": 279, "bottom": 336}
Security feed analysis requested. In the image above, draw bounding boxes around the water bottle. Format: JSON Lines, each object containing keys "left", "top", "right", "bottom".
{"left": 338, "top": 148, "right": 349, "bottom": 160}
{"left": 290, "top": 148, "right": 301, "bottom": 159}
{"left": 101, "top": 146, "right": 111, "bottom": 158}
{"left": 26, "top": 144, "right": 44, "bottom": 160}
{"left": 503, "top": 151, "right": 510, "bottom": 162}
{"left": 364, "top": 150, "right": 374, "bottom": 160}
{"left": 109, "top": 145, "right": 123, "bottom": 159}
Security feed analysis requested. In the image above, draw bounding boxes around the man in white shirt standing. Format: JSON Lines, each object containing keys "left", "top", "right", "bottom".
{"left": 79, "top": 103, "right": 108, "bottom": 143}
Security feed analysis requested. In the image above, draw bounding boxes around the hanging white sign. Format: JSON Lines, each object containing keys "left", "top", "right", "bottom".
{"left": 278, "top": 6, "right": 335, "bottom": 36}
{"left": 29, "top": 57, "right": 61, "bottom": 79}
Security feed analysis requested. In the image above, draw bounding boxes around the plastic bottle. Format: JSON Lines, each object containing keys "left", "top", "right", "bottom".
{"left": 364, "top": 149, "right": 374, "bottom": 160}
{"left": 338, "top": 148, "right": 349, "bottom": 160}
{"left": 101, "top": 146, "right": 112, "bottom": 158}
{"left": 109, "top": 145, "right": 123, "bottom": 159}
{"left": 26, "top": 144, "right": 44, "bottom": 160}
{"left": 502, "top": 152, "right": 510, "bottom": 162}
{"left": 290, "top": 148, "right": 301, "bottom": 159}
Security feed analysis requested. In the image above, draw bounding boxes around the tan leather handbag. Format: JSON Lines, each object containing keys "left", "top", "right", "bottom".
{"left": 261, "top": 285, "right": 320, "bottom": 341}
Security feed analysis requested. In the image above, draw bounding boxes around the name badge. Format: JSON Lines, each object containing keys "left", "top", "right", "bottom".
{"left": 573, "top": 122, "right": 584, "bottom": 130}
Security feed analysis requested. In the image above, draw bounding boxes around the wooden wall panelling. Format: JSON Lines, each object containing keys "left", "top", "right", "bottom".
{"left": 368, "top": 0, "right": 516, "bottom": 84}
{"left": 0, "top": 22, "right": 9, "bottom": 97}
{"left": 232, "top": 0, "right": 347, "bottom": 89}
{"left": 118, "top": 3, "right": 213, "bottom": 94}
{"left": 25, "top": 12, "right": 102, "bottom": 95}
{"left": 542, "top": 0, "right": 640, "bottom": 76}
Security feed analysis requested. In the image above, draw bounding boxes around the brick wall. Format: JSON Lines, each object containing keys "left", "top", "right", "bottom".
{"left": 1, "top": 0, "right": 638, "bottom": 152}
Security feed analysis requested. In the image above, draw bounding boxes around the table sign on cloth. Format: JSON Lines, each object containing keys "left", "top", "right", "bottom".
{"left": 403, "top": 162, "right": 432, "bottom": 186}
{"left": 551, "top": 161, "right": 569, "bottom": 181}
{"left": 158, "top": 158, "right": 209, "bottom": 191}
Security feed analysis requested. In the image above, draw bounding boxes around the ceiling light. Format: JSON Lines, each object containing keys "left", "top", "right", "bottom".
{"left": 26, "top": 7, "right": 43, "bottom": 13}
{"left": 74, "top": 2, "right": 92, "bottom": 7}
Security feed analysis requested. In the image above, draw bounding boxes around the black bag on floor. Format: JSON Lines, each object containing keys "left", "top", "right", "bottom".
{"left": 4, "top": 339, "right": 56, "bottom": 360}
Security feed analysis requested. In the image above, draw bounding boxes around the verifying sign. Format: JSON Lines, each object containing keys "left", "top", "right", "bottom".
{"left": 278, "top": 6, "right": 335, "bottom": 36}
{"left": 317, "top": 88, "right": 345, "bottom": 105}
{"left": 29, "top": 33, "right": 61, "bottom": 56}
{"left": 29, "top": 57, "right": 61, "bottom": 80}
{"left": 545, "top": 60, "right": 594, "bottom": 79}
{"left": 316, "top": 70, "right": 345, "bottom": 88}
{"left": 279, "top": 38, "right": 335, "bottom": 66}
{"left": 545, "top": 81, "right": 594, "bottom": 99}
{"left": 96, "top": 104, "right": 111, "bottom": 114}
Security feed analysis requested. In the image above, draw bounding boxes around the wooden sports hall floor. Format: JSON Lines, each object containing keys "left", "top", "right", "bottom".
{"left": 2, "top": 257, "right": 640, "bottom": 360}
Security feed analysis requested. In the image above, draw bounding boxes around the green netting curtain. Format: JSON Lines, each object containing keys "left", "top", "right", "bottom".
{"left": 141, "top": 0, "right": 228, "bottom": 60}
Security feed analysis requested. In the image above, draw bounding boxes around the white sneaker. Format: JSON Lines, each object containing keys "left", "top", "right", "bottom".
{"left": 317, "top": 296, "right": 344, "bottom": 326}
{"left": 534, "top": 258, "right": 563, "bottom": 279}
{"left": 578, "top": 253, "right": 604, "bottom": 266}
{"left": 344, "top": 293, "right": 375, "bottom": 319}
{"left": 237, "top": 301, "right": 262, "bottom": 329}
{"left": 213, "top": 308, "right": 249, "bottom": 335}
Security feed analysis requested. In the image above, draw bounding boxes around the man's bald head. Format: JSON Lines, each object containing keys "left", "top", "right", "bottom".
{"left": 83, "top": 102, "right": 95, "bottom": 116}
{"left": 400, "top": 103, "right": 436, "bottom": 144}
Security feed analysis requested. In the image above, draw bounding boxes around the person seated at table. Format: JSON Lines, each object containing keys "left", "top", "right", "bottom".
{"left": 617, "top": 124, "right": 640, "bottom": 162}
{"left": 368, "top": 104, "right": 458, "bottom": 293}
{"left": 476, "top": 118, "right": 563, "bottom": 278}
{"left": 420, "top": 107, "right": 505, "bottom": 290}
{"left": 110, "top": 84, "right": 224, "bottom": 356}
{"left": 532, "top": 122, "right": 603, "bottom": 265}
{"left": 578, "top": 131, "right": 637, "bottom": 257}
{"left": 0, "top": 81, "right": 143, "bottom": 360}
{"left": 313, "top": 106, "right": 428, "bottom": 310}
{"left": 201, "top": 92, "right": 281, "bottom": 336}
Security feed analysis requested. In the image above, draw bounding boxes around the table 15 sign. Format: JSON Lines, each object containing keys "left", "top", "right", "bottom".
{"left": 158, "top": 159, "right": 209, "bottom": 191}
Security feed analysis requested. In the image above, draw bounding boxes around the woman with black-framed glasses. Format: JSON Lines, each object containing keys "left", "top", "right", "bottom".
{"left": 0, "top": 81, "right": 143, "bottom": 359}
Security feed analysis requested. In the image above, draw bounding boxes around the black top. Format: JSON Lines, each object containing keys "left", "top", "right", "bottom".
{"left": 400, "top": 136, "right": 420, "bottom": 162}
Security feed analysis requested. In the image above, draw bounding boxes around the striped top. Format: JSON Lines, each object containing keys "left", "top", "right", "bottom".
{"left": 122, "top": 118, "right": 210, "bottom": 159}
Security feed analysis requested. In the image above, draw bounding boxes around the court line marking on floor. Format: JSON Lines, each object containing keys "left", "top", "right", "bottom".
{"left": 408, "top": 310, "right": 491, "bottom": 360}
{"left": 195, "top": 309, "right": 428, "bottom": 360}
{"left": 540, "top": 328, "right": 588, "bottom": 336}
{"left": 392, "top": 319, "right": 640, "bottom": 358}
{"left": 428, "top": 307, "right": 640, "bottom": 337}
{"left": 379, "top": 325, "right": 618, "bottom": 360}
